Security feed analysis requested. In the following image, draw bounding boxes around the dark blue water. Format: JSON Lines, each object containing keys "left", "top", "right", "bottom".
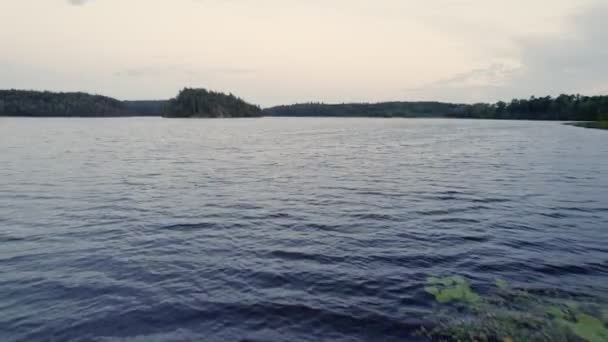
{"left": 1, "top": 117, "right": 607, "bottom": 341}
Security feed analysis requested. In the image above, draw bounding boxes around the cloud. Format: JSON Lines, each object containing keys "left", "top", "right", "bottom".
{"left": 513, "top": 3, "right": 608, "bottom": 95}
{"left": 425, "top": 63, "right": 520, "bottom": 89}
{"left": 113, "top": 64, "right": 258, "bottom": 78}
{"left": 67, "top": 0, "right": 92, "bottom": 5}
{"left": 409, "top": 2, "right": 608, "bottom": 103}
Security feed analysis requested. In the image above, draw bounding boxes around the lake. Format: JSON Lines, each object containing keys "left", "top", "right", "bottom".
{"left": 1, "top": 117, "right": 607, "bottom": 341}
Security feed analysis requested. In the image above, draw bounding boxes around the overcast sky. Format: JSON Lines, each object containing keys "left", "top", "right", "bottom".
{"left": 0, "top": 0, "right": 606, "bottom": 106}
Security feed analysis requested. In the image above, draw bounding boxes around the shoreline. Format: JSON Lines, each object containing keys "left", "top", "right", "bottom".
{"left": 565, "top": 121, "right": 608, "bottom": 130}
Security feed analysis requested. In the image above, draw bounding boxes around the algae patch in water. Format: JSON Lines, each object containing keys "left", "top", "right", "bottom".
{"left": 548, "top": 306, "right": 608, "bottom": 342}
{"left": 424, "top": 276, "right": 480, "bottom": 304}
{"left": 562, "top": 314, "right": 608, "bottom": 342}
{"left": 601, "top": 308, "right": 608, "bottom": 324}
{"left": 421, "top": 275, "right": 608, "bottom": 342}
{"left": 495, "top": 278, "right": 509, "bottom": 290}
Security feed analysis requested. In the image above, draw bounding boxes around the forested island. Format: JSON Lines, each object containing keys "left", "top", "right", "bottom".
{"left": 1, "top": 89, "right": 606, "bottom": 125}
{"left": 163, "top": 88, "right": 262, "bottom": 118}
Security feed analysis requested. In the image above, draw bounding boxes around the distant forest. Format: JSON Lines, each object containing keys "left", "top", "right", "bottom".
{"left": 265, "top": 95, "right": 608, "bottom": 121}
{"left": 264, "top": 102, "right": 466, "bottom": 118}
{"left": 455, "top": 95, "right": 608, "bottom": 121}
{"left": 123, "top": 100, "right": 165, "bottom": 116}
{"left": 0, "top": 90, "right": 137, "bottom": 117}
{"left": 1, "top": 89, "right": 607, "bottom": 121}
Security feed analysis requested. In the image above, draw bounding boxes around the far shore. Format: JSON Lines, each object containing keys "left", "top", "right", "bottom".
{"left": 565, "top": 121, "right": 608, "bottom": 130}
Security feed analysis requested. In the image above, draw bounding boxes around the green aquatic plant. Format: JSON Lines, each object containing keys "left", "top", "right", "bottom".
{"left": 545, "top": 305, "right": 608, "bottom": 341}
{"left": 601, "top": 309, "right": 608, "bottom": 324}
{"left": 421, "top": 275, "right": 608, "bottom": 342}
{"left": 563, "top": 313, "right": 608, "bottom": 342}
{"left": 424, "top": 276, "right": 481, "bottom": 304}
{"left": 423, "top": 311, "right": 566, "bottom": 342}
{"left": 495, "top": 278, "right": 509, "bottom": 290}
{"left": 546, "top": 305, "right": 565, "bottom": 318}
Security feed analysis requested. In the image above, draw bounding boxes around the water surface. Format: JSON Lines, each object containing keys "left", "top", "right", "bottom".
{"left": 1, "top": 118, "right": 607, "bottom": 341}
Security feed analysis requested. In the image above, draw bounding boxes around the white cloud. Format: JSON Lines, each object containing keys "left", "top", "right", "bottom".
{"left": 406, "top": 2, "right": 608, "bottom": 103}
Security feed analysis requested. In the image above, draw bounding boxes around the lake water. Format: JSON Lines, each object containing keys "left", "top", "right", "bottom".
{"left": 1, "top": 117, "right": 607, "bottom": 341}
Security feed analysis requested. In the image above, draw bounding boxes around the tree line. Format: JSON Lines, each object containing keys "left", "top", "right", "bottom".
{"left": 452, "top": 95, "right": 608, "bottom": 121}
{"left": 0, "top": 89, "right": 262, "bottom": 118}
{"left": 264, "top": 102, "right": 466, "bottom": 118}
{"left": 0, "top": 89, "right": 134, "bottom": 117}
{"left": 2, "top": 89, "right": 606, "bottom": 121}
{"left": 265, "top": 94, "right": 608, "bottom": 121}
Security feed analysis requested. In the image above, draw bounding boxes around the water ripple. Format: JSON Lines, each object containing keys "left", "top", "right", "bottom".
{"left": 1, "top": 118, "right": 607, "bottom": 342}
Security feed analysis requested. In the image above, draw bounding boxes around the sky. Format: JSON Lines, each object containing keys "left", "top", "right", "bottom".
{"left": 0, "top": 0, "right": 606, "bottom": 106}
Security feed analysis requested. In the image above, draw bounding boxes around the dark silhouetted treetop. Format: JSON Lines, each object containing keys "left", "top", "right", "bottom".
{"left": 163, "top": 88, "right": 262, "bottom": 118}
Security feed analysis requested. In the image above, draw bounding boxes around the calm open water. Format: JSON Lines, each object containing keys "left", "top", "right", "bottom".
{"left": 0, "top": 117, "right": 607, "bottom": 341}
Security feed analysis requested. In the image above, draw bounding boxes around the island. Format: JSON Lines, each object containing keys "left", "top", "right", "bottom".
{"left": 162, "top": 88, "right": 262, "bottom": 118}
